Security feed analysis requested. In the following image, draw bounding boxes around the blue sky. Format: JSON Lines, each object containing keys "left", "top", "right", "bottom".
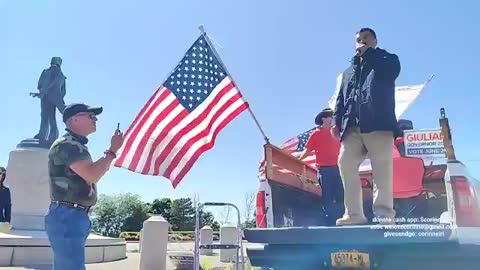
{"left": 2, "top": 0, "right": 479, "bottom": 217}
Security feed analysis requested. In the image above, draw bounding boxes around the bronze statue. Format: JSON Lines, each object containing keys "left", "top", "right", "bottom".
{"left": 31, "top": 57, "right": 67, "bottom": 143}
{"left": 19, "top": 57, "right": 67, "bottom": 149}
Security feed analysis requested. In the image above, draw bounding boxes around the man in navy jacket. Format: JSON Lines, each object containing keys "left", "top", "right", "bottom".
{"left": 332, "top": 28, "right": 401, "bottom": 225}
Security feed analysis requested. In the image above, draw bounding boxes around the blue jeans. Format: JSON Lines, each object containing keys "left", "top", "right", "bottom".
{"left": 45, "top": 203, "right": 91, "bottom": 270}
{"left": 318, "top": 166, "right": 345, "bottom": 226}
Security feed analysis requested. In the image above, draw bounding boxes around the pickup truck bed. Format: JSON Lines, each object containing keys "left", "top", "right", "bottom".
{"left": 244, "top": 225, "right": 480, "bottom": 270}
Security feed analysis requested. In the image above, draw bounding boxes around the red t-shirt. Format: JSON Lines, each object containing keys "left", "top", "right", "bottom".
{"left": 305, "top": 127, "right": 341, "bottom": 168}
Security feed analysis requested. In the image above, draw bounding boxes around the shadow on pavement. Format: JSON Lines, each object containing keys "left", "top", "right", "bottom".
{"left": 20, "top": 265, "right": 52, "bottom": 270}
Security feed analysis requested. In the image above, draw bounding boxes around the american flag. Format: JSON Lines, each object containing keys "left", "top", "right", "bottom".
{"left": 114, "top": 34, "right": 249, "bottom": 188}
{"left": 258, "top": 127, "right": 316, "bottom": 177}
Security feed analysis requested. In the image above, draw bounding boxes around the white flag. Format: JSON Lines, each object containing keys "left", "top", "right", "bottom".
{"left": 328, "top": 75, "right": 429, "bottom": 119}
{"left": 328, "top": 73, "right": 344, "bottom": 110}
{"left": 327, "top": 74, "right": 431, "bottom": 173}
{"left": 394, "top": 84, "right": 426, "bottom": 118}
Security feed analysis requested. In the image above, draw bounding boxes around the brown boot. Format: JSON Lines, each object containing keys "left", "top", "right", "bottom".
{"left": 336, "top": 214, "right": 368, "bottom": 226}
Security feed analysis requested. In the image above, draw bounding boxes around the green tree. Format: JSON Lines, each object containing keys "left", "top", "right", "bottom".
{"left": 200, "top": 210, "right": 220, "bottom": 231}
{"left": 243, "top": 210, "right": 257, "bottom": 229}
{"left": 91, "top": 193, "right": 150, "bottom": 237}
{"left": 161, "top": 197, "right": 220, "bottom": 231}
{"left": 91, "top": 194, "right": 122, "bottom": 237}
{"left": 169, "top": 198, "right": 195, "bottom": 231}
{"left": 121, "top": 196, "right": 151, "bottom": 232}
{"left": 150, "top": 198, "right": 172, "bottom": 221}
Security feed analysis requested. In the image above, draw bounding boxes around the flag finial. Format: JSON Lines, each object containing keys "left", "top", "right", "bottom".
{"left": 198, "top": 25, "right": 205, "bottom": 34}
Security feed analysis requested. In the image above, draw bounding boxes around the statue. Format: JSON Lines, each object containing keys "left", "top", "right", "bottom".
{"left": 18, "top": 57, "right": 67, "bottom": 149}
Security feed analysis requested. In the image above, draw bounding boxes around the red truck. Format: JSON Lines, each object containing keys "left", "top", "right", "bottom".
{"left": 244, "top": 108, "right": 480, "bottom": 270}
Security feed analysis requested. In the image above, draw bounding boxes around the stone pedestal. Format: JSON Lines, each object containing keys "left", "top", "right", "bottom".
{"left": 139, "top": 228, "right": 143, "bottom": 252}
{"left": 7, "top": 148, "right": 50, "bottom": 230}
{"left": 200, "top": 226, "right": 213, "bottom": 256}
{"left": 0, "top": 230, "right": 126, "bottom": 266}
{"left": 140, "top": 215, "right": 169, "bottom": 270}
{"left": 220, "top": 224, "right": 238, "bottom": 263}
{"left": 0, "top": 147, "right": 127, "bottom": 266}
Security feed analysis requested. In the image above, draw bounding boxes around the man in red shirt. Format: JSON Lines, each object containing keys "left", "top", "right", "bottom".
{"left": 299, "top": 108, "right": 345, "bottom": 226}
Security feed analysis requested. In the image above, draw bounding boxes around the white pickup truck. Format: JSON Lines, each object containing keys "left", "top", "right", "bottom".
{"left": 244, "top": 108, "right": 480, "bottom": 270}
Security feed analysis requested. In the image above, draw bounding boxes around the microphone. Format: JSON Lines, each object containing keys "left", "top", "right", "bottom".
{"left": 356, "top": 43, "right": 367, "bottom": 57}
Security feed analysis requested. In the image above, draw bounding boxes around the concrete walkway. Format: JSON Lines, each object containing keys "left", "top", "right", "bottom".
{"left": 4, "top": 253, "right": 234, "bottom": 270}
{"left": 7, "top": 253, "right": 141, "bottom": 270}
{"left": 1, "top": 242, "right": 260, "bottom": 270}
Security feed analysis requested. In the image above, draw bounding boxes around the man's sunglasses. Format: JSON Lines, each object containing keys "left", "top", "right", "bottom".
{"left": 75, "top": 112, "right": 97, "bottom": 119}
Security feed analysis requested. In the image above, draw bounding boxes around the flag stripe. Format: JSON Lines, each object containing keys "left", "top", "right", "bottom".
{"left": 127, "top": 95, "right": 183, "bottom": 172}
{"left": 171, "top": 102, "right": 249, "bottom": 187}
{"left": 164, "top": 92, "right": 244, "bottom": 177}
{"left": 143, "top": 78, "right": 233, "bottom": 175}
{"left": 139, "top": 105, "right": 188, "bottom": 174}
{"left": 123, "top": 87, "right": 162, "bottom": 138}
{"left": 118, "top": 90, "right": 176, "bottom": 168}
{"left": 152, "top": 80, "right": 237, "bottom": 175}
{"left": 145, "top": 78, "right": 234, "bottom": 175}
{"left": 115, "top": 88, "right": 170, "bottom": 166}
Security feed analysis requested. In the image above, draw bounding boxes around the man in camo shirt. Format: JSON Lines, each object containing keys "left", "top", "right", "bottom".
{"left": 45, "top": 103, "right": 124, "bottom": 270}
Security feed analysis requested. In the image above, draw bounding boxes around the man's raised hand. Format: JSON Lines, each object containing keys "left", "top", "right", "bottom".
{"left": 109, "top": 130, "right": 124, "bottom": 153}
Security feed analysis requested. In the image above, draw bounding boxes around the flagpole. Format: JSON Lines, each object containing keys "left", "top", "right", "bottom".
{"left": 417, "top": 73, "right": 435, "bottom": 98}
{"left": 425, "top": 74, "right": 435, "bottom": 87}
{"left": 198, "top": 25, "right": 270, "bottom": 144}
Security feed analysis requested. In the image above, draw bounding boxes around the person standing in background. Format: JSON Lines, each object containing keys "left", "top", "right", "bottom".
{"left": 299, "top": 108, "right": 345, "bottom": 226}
{"left": 0, "top": 167, "right": 11, "bottom": 224}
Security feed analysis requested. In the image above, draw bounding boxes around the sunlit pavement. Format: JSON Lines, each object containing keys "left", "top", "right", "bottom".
{"left": 2, "top": 241, "right": 262, "bottom": 270}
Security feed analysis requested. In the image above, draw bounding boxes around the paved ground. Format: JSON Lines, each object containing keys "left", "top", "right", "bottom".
{"left": 1, "top": 242, "right": 261, "bottom": 270}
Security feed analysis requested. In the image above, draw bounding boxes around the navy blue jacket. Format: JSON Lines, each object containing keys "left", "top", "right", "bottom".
{"left": 0, "top": 184, "right": 11, "bottom": 222}
{"left": 334, "top": 47, "right": 401, "bottom": 140}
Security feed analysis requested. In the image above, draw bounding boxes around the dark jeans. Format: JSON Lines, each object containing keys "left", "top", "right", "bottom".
{"left": 45, "top": 203, "right": 91, "bottom": 270}
{"left": 318, "top": 166, "right": 345, "bottom": 226}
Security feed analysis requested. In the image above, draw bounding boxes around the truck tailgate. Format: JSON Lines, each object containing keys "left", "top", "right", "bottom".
{"left": 243, "top": 225, "right": 480, "bottom": 269}
{"left": 244, "top": 224, "right": 455, "bottom": 245}
{"left": 246, "top": 241, "right": 480, "bottom": 270}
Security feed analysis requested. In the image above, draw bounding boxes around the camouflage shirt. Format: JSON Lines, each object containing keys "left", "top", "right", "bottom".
{"left": 48, "top": 130, "right": 97, "bottom": 207}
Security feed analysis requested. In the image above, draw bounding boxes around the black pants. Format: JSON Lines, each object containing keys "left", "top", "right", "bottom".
{"left": 318, "top": 166, "right": 345, "bottom": 226}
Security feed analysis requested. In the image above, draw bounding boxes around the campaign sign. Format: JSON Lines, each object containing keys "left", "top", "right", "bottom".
{"left": 404, "top": 129, "right": 447, "bottom": 165}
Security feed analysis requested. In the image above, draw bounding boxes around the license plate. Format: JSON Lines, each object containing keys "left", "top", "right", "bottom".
{"left": 331, "top": 251, "right": 370, "bottom": 268}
